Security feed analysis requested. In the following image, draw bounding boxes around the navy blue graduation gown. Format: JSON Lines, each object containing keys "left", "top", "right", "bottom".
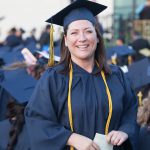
{"left": 138, "top": 126, "right": 150, "bottom": 150}
{"left": 0, "top": 87, "right": 10, "bottom": 121}
{"left": 25, "top": 63, "right": 138, "bottom": 150}
{"left": 0, "top": 119, "right": 30, "bottom": 150}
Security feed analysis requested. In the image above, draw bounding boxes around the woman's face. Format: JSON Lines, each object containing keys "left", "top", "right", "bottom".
{"left": 64, "top": 20, "right": 99, "bottom": 62}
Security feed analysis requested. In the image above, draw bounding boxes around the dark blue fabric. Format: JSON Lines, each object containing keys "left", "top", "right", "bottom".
{"left": 25, "top": 62, "right": 139, "bottom": 150}
{"left": 0, "top": 87, "right": 10, "bottom": 121}
{"left": 138, "top": 126, "right": 150, "bottom": 150}
{"left": 0, "top": 68, "right": 37, "bottom": 103}
{"left": 106, "top": 45, "right": 135, "bottom": 58}
{"left": 127, "top": 58, "right": 150, "bottom": 90}
{"left": 0, "top": 119, "right": 30, "bottom": 150}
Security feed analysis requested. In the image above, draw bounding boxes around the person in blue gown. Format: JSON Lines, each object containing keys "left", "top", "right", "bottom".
{"left": 25, "top": 1, "right": 139, "bottom": 150}
{"left": 137, "top": 94, "right": 150, "bottom": 150}
{"left": 0, "top": 101, "right": 30, "bottom": 150}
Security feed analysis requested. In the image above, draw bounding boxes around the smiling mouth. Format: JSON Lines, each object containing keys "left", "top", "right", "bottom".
{"left": 77, "top": 45, "right": 88, "bottom": 49}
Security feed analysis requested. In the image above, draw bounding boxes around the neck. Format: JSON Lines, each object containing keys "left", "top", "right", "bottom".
{"left": 71, "top": 57, "right": 94, "bottom": 73}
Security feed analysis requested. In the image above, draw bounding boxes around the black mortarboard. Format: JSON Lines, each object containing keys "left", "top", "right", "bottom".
{"left": 46, "top": 0, "right": 107, "bottom": 27}
{"left": 45, "top": 0, "right": 107, "bottom": 66}
{"left": 127, "top": 58, "right": 150, "bottom": 90}
{"left": 0, "top": 68, "right": 37, "bottom": 103}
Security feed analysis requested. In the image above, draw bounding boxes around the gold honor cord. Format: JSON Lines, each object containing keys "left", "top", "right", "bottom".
{"left": 68, "top": 63, "right": 113, "bottom": 150}
{"left": 101, "top": 71, "right": 113, "bottom": 135}
{"left": 68, "top": 63, "right": 74, "bottom": 150}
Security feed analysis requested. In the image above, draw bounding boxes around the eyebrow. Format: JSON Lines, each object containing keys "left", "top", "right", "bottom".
{"left": 69, "top": 27, "right": 93, "bottom": 31}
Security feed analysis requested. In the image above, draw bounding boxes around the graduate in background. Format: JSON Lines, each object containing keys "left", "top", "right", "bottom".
{"left": 137, "top": 91, "right": 150, "bottom": 150}
{"left": 25, "top": 1, "right": 139, "bottom": 150}
{"left": 0, "top": 100, "right": 29, "bottom": 150}
{"left": 0, "top": 68, "right": 36, "bottom": 150}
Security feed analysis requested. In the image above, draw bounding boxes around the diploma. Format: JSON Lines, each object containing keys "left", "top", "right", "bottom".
{"left": 94, "top": 133, "right": 113, "bottom": 150}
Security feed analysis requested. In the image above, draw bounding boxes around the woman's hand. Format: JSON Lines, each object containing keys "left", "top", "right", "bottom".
{"left": 106, "top": 131, "right": 128, "bottom": 146}
{"left": 67, "top": 133, "right": 100, "bottom": 150}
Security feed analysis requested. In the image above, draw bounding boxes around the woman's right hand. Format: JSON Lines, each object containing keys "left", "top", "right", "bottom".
{"left": 67, "top": 133, "right": 100, "bottom": 150}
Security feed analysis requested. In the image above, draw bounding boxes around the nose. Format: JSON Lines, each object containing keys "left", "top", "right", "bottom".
{"left": 78, "top": 32, "right": 86, "bottom": 42}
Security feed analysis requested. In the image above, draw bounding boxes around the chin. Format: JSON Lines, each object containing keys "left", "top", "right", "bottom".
{"left": 77, "top": 55, "right": 93, "bottom": 61}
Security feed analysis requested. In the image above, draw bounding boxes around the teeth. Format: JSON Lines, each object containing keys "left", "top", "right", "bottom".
{"left": 78, "top": 45, "right": 88, "bottom": 48}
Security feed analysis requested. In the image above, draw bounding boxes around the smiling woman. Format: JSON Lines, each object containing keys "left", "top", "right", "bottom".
{"left": 25, "top": 1, "right": 139, "bottom": 150}
{"left": 64, "top": 20, "right": 98, "bottom": 71}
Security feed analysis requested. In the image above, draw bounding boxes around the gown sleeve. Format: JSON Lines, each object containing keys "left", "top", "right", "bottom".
{"left": 25, "top": 68, "right": 72, "bottom": 150}
{"left": 116, "top": 67, "right": 139, "bottom": 150}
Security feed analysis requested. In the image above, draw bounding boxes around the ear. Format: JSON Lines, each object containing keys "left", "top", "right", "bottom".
{"left": 64, "top": 35, "right": 68, "bottom": 47}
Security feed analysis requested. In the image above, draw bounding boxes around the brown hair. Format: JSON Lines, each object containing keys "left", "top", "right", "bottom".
{"left": 137, "top": 97, "right": 150, "bottom": 128}
{"left": 58, "top": 20, "right": 111, "bottom": 75}
{"left": 6, "top": 99, "right": 27, "bottom": 150}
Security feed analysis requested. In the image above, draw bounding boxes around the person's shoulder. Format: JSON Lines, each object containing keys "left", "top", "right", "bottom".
{"left": 46, "top": 63, "right": 64, "bottom": 74}
{"left": 109, "top": 64, "right": 122, "bottom": 75}
{"left": 108, "top": 64, "right": 127, "bottom": 84}
{"left": 40, "top": 63, "right": 65, "bottom": 80}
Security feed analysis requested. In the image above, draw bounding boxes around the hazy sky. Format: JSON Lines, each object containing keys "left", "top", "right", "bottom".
{"left": 0, "top": 0, "right": 113, "bottom": 40}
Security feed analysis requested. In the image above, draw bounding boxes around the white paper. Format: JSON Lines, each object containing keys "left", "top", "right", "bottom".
{"left": 94, "top": 133, "right": 113, "bottom": 150}
{"left": 36, "top": 50, "right": 60, "bottom": 61}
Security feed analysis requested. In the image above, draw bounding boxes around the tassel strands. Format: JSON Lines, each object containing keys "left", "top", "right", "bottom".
{"left": 48, "top": 24, "right": 55, "bottom": 67}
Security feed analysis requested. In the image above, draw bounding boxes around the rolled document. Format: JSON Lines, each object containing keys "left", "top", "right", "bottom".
{"left": 94, "top": 133, "right": 113, "bottom": 150}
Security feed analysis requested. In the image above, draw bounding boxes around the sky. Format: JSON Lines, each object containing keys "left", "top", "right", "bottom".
{"left": 0, "top": 0, "right": 113, "bottom": 41}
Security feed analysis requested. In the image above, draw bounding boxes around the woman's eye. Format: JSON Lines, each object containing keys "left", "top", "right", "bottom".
{"left": 71, "top": 32, "right": 77, "bottom": 35}
{"left": 86, "top": 30, "right": 93, "bottom": 33}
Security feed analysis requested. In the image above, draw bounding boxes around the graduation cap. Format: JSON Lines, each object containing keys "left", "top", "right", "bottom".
{"left": 36, "top": 50, "right": 60, "bottom": 62}
{"left": 106, "top": 45, "right": 135, "bottom": 58}
{"left": 45, "top": 0, "right": 107, "bottom": 66}
{"left": 127, "top": 58, "right": 150, "bottom": 90}
{"left": 2, "top": 51, "right": 24, "bottom": 65}
{"left": 46, "top": 0, "right": 107, "bottom": 27}
{"left": 0, "top": 68, "right": 37, "bottom": 103}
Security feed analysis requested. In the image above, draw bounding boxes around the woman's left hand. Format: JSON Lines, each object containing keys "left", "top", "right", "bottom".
{"left": 106, "top": 131, "right": 128, "bottom": 146}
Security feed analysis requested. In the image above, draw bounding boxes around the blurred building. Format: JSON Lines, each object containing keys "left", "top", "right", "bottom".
{"left": 113, "top": 0, "right": 146, "bottom": 43}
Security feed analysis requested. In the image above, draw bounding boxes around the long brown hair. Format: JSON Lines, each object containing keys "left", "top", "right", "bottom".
{"left": 137, "top": 97, "right": 150, "bottom": 128}
{"left": 6, "top": 99, "right": 26, "bottom": 150}
{"left": 58, "top": 20, "right": 111, "bottom": 75}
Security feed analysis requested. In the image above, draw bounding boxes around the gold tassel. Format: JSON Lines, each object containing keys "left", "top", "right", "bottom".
{"left": 111, "top": 57, "right": 117, "bottom": 65}
{"left": 128, "top": 55, "right": 133, "bottom": 65}
{"left": 137, "top": 91, "right": 143, "bottom": 106}
{"left": 48, "top": 24, "right": 55, "bottom": 67}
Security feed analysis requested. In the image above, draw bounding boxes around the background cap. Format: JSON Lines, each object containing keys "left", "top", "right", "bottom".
{"left": 0, "top": 68, "right": 37, "bottom": 103}
{"left": 127, "top": 58, "right": 150, "bottom": 90}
